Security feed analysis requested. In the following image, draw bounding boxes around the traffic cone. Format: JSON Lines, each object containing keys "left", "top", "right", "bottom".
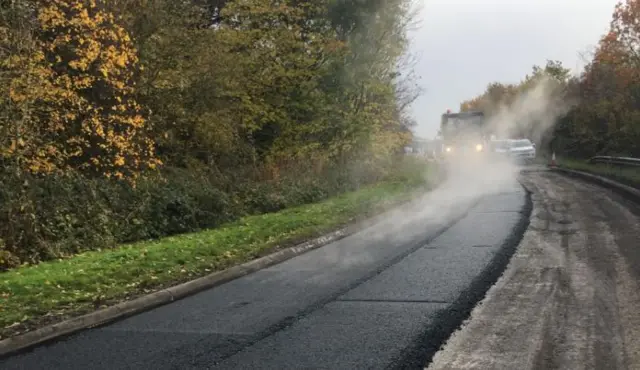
{"left": 549, "top": 151, "right": 557, "bottom": 167}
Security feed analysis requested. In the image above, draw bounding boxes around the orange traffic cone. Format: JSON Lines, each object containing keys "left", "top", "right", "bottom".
{"left": 549, "top": 151, "right": 557, "bottom": 167}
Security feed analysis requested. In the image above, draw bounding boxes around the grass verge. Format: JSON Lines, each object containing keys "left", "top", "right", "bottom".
{"left": 558, "top": 158, "right": 640, "bottom": 189}
{"left": 0, "top": 175, "right": 432, "bottom": 340}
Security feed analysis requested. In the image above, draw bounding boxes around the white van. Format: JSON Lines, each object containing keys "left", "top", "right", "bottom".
{"left": 490, "top": 138, "right": 536, "bottom": 163}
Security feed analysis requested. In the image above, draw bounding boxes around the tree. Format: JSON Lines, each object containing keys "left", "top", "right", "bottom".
{"left": 2, "top": 0, "right": 160, "bottom": 180}
{"left": 560, "top": 0, "right": 640, "bottom": 157}
{"left": 458, "top": 60, "right": 574, "bottom": 150}
{"left": 0, "top": 0, "right": 419, "bottom": 173}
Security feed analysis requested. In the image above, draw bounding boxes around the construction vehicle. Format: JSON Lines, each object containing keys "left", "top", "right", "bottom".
{"left": 438, "top": 109, "right": 491, "bottom": 163}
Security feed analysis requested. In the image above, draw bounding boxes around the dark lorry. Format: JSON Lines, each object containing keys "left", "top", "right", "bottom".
{"left": 439, "top": 110, "right": 492, "bottom": 161}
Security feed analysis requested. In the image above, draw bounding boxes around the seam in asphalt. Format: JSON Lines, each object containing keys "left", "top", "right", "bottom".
{"left": 388, "top": 182, "right": 533, "bottom": 370}
{"left": 334, "top": 299, "right": 452, "bottom": 304}
{"left": 208, "top": 200, "right": 482, "bottom": 367}
{"left": 472, "top": 210, "right": 527, "bottom": 214}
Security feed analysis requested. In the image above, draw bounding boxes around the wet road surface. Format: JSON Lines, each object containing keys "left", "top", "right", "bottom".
{"left": 428, "top": 169, "right": 640, "bottom": 370}
{"left": 1, "top": 176, "right": 528, "bottom": 369}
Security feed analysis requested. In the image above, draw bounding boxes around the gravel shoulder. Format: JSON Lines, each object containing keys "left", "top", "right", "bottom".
{"left": 428, "top": 169, "right": 640, "bottom": 370}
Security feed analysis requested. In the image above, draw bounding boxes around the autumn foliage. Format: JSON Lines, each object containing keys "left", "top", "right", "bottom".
{"left": 4, "top": 0, "right": 159, "bottom": 179}
{"left": 0, "top": 0, "right": 419, "bottom": 268}
{"left": 554, "top": 0, "right": 640, "bottom": 156}
{"left": 460, "top": 0, "right": 640, "bottom": 158}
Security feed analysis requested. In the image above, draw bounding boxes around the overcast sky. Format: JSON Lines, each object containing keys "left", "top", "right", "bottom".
{"left": 406, "top": 0, "right": 620, "bottom": 139}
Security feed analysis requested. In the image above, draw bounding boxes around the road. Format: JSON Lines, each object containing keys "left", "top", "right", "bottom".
{"left": 1, "top": 171, "right": 528, "bottom": 370}
{"left": 428, "top": 168, "right": 640, "bottom": 370}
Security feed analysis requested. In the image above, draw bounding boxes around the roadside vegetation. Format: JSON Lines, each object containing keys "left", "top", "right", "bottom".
{"left": 0, "top": 0, "right": 424, "bottom": 336}
{"left": 457, "top": 0, "right": 640, "bottom": 163}
{"left": 557, "top": 158, "right": 640, "bottom": 189}
{"left": 0, "top": 158, "right": 435, "bottom": 339}
{"left": 0, "top": 0, "right": 420, "bottom": 270}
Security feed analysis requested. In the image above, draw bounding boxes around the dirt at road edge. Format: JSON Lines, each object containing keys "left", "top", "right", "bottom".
{"left": 427, "top": 170, "right": 640, "bottom": 370}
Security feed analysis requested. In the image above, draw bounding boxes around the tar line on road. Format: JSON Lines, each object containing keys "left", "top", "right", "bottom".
{"left": 391, "top": 191, "right": 532, "bottom": 369}
{"left": 428, "top": 170, "right": 640, "bottom": 370}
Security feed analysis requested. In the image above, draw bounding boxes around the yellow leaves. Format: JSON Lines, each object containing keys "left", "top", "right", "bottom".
{"left": 129, "top": 115, "right": 145, "bottom": 128}
{"left": 73, "top": 76, "right": 94, "bottom": 89}
{"left": 3, "top": 55, "right": 28, "bottom": 69}
{"left": 26, "top": 157, "right": 57, "bottom": 174}
{"left": 115, "top": 54, "right": 128, "bottom": 68}
{"left": 8, "top": 89, "right": 28, "bottom": 104}
{"left": 28, "top": 163, "right": 41, "bottom": 173}
{"left": 67, "top": 39, "right": 102, "bottom": 71}
{"left": 37, "top": 5, "right": 65, "bottom": 28}
{"left": 0, "top": 0, "right": 160, "bottom": 180}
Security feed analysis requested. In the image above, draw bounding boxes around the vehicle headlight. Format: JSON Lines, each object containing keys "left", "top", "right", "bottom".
{"left": 475, "top": 144, "right": 483, "bottom": 152}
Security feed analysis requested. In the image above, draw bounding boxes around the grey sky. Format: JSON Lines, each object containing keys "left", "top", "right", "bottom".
{"left": 407, "top": 0, "right": 620, "bottom": 139}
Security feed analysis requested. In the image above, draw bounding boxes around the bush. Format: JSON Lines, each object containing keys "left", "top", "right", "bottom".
{"left": 115, "top": 171, "right": 235, "bottom": 241}
{"left": 0, "top": 172, "right": 118, "bottom": 267}
{"left": 0, "top": 156, "right": 432, "bottom": 270}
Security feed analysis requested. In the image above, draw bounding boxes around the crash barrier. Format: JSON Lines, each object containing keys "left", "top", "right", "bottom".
{"left": 587, "top": 156, "right": 640, "bottom": 167}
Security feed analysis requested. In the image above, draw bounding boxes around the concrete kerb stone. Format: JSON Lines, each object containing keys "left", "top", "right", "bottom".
{"left": 551, "top": 167, "right": 640, "bottom": 204}
{"left": 0, "top": 187, "right": 428, "bottom": 358}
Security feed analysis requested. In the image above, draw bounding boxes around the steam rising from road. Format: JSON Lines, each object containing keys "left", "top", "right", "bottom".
{"left": 324, "top": 75, "right": 573, "bottom": 267}
{"left": 324, "top": 157, "right": 520, "bottom": 267}
{"left": 486, "top": 75, "right": 577, "bottom": 145}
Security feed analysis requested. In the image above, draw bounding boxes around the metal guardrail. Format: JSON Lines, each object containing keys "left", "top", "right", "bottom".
{"left": 588, "top": 156, "right": 640, "bottom": 167}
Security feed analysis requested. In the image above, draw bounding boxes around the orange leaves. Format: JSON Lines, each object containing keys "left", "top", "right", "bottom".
{"left": 563, "top": 0, "right": 640, "bottom": 155}
{"left": 612, "top": 0, "right": 640, "bottom": 38}
{"left": 589, "top": 1, "right": 640, "bottom": 93}
{"left": 594, "top": 31, "right": 625, "bottom": 65}
{"left": 604, "top": 1, "right": 640, "bottom": 64}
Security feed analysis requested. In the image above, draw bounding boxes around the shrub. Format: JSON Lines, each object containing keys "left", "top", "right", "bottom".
{"left": 0, "top": 156, "right": 432, "bottom": 270}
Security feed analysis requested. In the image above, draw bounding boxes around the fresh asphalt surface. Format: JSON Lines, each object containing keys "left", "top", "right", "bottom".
{"left": 2, "top": 177, "right": 530, "bottom": 369}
